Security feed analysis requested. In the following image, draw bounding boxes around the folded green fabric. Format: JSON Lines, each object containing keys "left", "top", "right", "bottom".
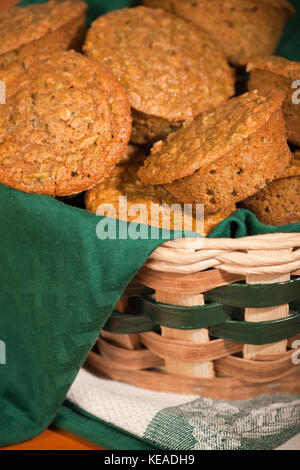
{"left": 210, "top": 209, "right": 300, "bottom": 238}
{"left": 0, "top": 0, "right": 299, "bottom": 449}
{"left": 277, "top": 0, "right": 300, "bottom": 61}
{"left": 0, "top": 186, "right": 172, "bottom": 446}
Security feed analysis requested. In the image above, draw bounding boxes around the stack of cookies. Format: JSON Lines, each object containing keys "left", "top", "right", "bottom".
{"left": 83, "top": 6, "right": 234, "bottom": 144}
{"left": 0, "top": 0, "right": 298, "bottom": 233}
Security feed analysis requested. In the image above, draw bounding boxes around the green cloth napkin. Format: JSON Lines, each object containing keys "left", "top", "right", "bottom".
{"left": 277, "top": 0, "right": 300, "bottom": 61}
{"left": 0, "top": 186, "right": 173, "bottom": 447}
{"left": 0, "top": 0, "right": 299, "bottom": 448}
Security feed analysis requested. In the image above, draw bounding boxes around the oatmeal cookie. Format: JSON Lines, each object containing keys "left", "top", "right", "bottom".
{"left": 144, "top": 0, "right": 294, "bottom": 67}
{"left": 283, "top": 151, "right": 300, "bottom": 178}
{"left": 0, "top": 0, "right": 87, "bottom": 69}
{"left": 138, "top": 90, "right": 292, "bottom": 213}
{"left": 241, "top": 177, "right": 300, "bottom": 226}
{"left": 248, "top": 55, "right": 300, "bottom": 147}
{"left": 85, "top": 156, "right": 235, "bottom": 236}
{"left": 84, "top": 6, "right": 234, "bottom": 144}
{"left": 241, "top": 151, "right": 300, "bottom": 225}
{"left": 0, "top": 51, "right": 132, "bottom": 196}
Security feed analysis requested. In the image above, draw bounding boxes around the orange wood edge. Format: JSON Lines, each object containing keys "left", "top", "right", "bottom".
{"left": 1, "top": 429, "right": 104, "bottom": 451}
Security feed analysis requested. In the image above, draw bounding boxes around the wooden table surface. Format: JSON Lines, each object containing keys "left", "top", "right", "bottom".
{"left": 2, "top": 430, "right": 104, "bottom": 451}
{"left": 0, "top": 0, "right": 104, "bottom": 450}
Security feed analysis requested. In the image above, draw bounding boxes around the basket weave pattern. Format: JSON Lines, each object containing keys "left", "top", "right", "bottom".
{"left": 88, "top": 234, "right": 300, "bottom": 400}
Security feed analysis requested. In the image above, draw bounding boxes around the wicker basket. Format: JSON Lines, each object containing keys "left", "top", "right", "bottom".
{"left": 87, "top": 233, "right": 300, "bottom": 400}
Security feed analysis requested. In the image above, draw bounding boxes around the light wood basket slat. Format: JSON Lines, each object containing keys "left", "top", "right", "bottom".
{"left": 88, "top": 233, "right": 300, "bottom": 399}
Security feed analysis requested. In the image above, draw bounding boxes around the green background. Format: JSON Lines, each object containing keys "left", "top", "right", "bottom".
{"left": 0, "top": 0, "right": 299, "bottom": 448}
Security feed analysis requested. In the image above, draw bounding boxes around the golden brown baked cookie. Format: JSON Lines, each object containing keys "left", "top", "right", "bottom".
{"left": 282, "top": 151, "right": 300, "bottom": 178}
{"left": 0, "top": 0, "right": 87, "bottom": 69}
{"left": 0, "top": 51, "right": 132, "bottom": 196}
{"left": 248, "top": 55, "right": 300, "bottom": 147}
{"left": 84, "top": 6, "right": 234, "bottom": 145}
{"left": 241, "top": 155, "right": 300, "bottom": 225}
{"left": 143, "top": 0, "right": 294, "bottom": 67}
{"left": 243, "top": 176, "right": 300, "bottom": 226}
{"left": 85, "top": 157, "right": 236, "bottom": 236}
{"left": 139, "top": 90, "right": 292, "bottom": 213}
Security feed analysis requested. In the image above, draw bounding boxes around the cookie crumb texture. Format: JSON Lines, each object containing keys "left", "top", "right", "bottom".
{"left": 248, "top": 55, "right": 300, "bottom": 147}
{"left": 0, "top": 0, "right": 87, "bottom": 68}
{"left": 86, "top": 149, "right": 235, "bottom": 236}
{"left": 241, "top": 151, "right": 300, "bottom": 225}
{"left": 0, "top": 51, "right": 132, "bottom": 196}
{"left": 139, "top": 90, "right": 292, "bottom": 213}
{"left": 283, "top": 151, "right": 300, "bottom": 178}
{"left": 144, "top": 0, "right": 294, "bottom": 66}
{"left": 241, "top": 176, "right": 300, "bottom": 226}
{"left": 84, "top": 6, "right": 234, "bottom": 143}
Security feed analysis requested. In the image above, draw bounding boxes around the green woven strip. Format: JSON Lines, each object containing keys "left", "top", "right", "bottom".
{"left": 132, "top": 295, "right": 230, "bottom": 330}
{"left": 103, "top": 312, "right": 155, "bottom": 334}
{"left": 210, "top": 312, "right": 300, "bottom": 345}
{"left": 104, "top": 296, "right": 300, "bottom": 344}
{"left": 206, "top": 277, "right": 300, "bottom": 308}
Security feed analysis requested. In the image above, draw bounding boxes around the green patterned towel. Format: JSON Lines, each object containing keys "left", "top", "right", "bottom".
{"left": 54, "top": 370, "right": 300, "bottom": 450}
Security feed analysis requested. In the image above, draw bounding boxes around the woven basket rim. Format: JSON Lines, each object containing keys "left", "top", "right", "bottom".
{"left": 146, "top": 233, "right": 300, "bottom": 276}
